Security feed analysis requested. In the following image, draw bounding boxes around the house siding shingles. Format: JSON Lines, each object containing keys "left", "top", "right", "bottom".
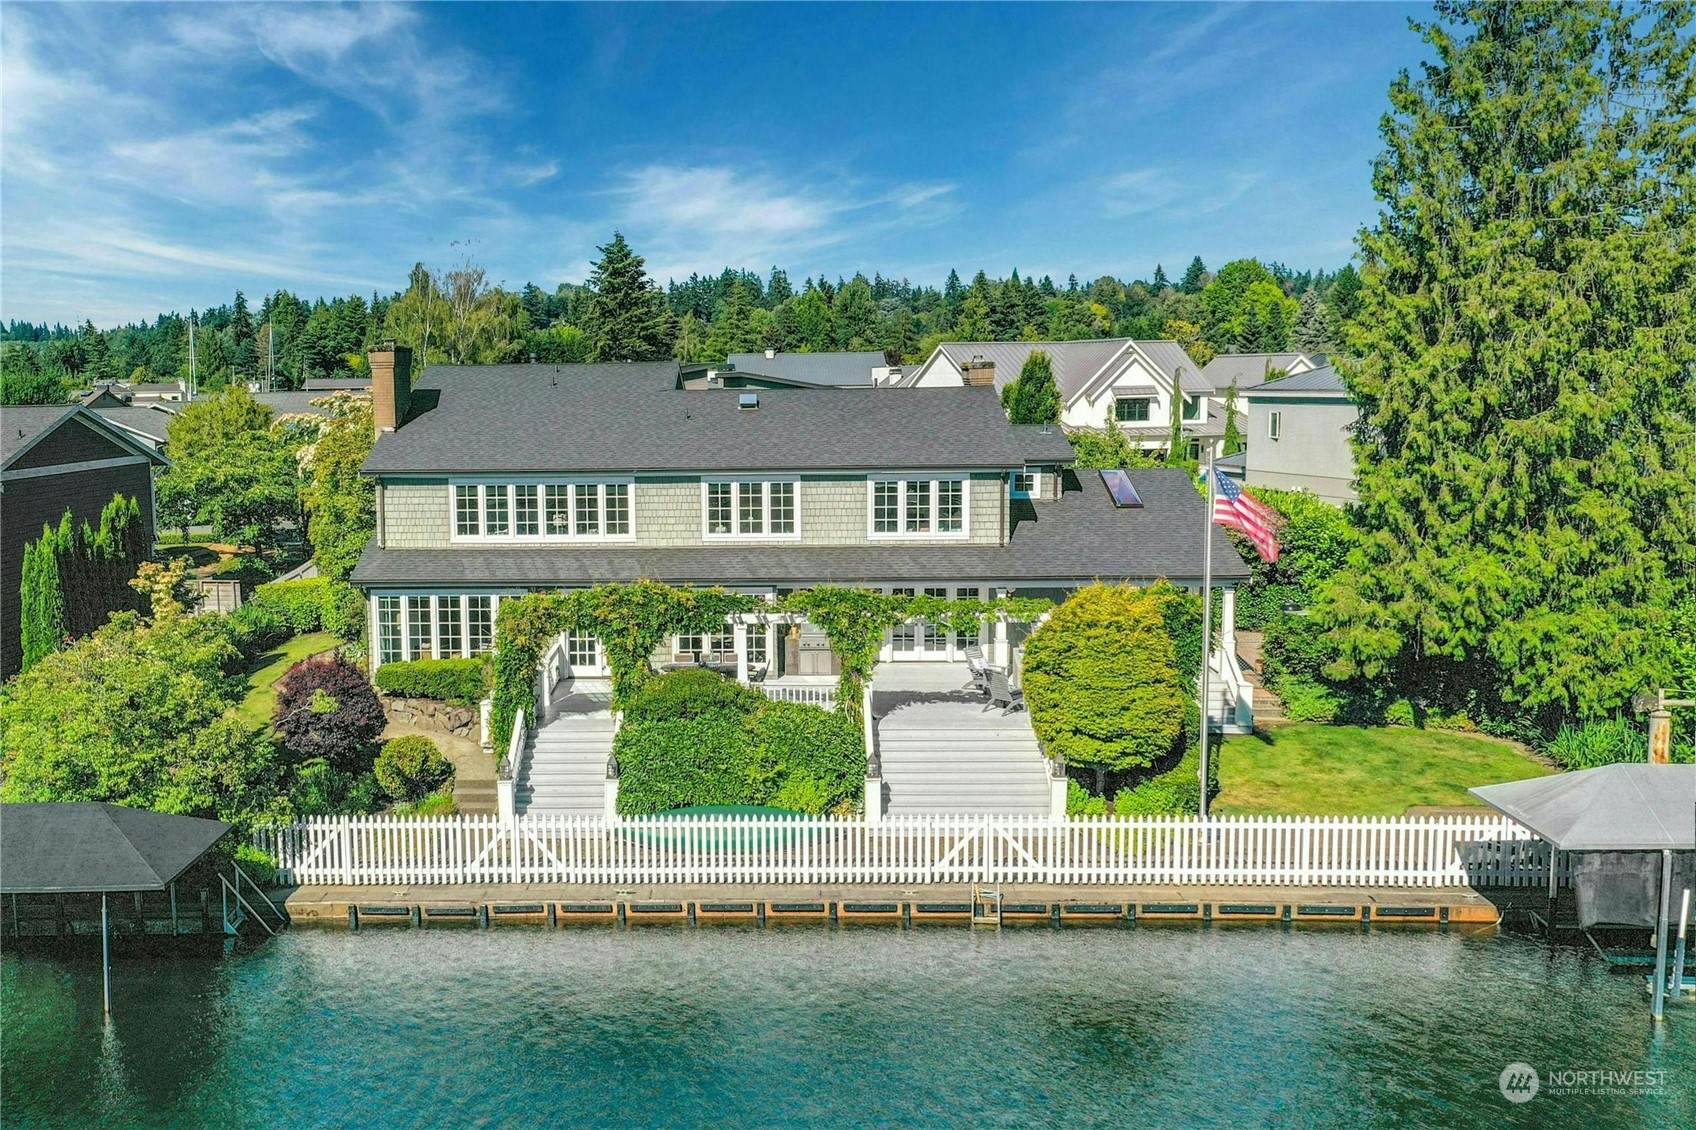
{"left": 634, "top": 478, "right": 699, "bottom": 547}
{"left": 381, "top": 481, "right": 452, "bottom": 547}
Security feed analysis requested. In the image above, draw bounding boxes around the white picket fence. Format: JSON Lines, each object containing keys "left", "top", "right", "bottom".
{"left": 254, "top": 812, "right": 1564, "bottom": 889}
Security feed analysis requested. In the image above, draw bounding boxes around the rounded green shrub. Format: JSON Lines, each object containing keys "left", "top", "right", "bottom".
{"left": 1022, "top": 584, "right": 1187, "bottom": 775}
{"left": 614, "top": 714, "right": 758, "bottom": 814}
{"left": 249, "top": 578, "right": 329, "bottom": 632}
{"left": 374, "top": 658, "right": 490, "bottom": 704}
{"left": 747, "top": 701, "right": 865, "bottom": 814}
{"left": 1112, "top": 746, "right": 1218, "bottom": 816}
{"left": 374, "top": 735, "right": 454, "bottom": 803}
{"left": 623, "top": 667, "right": 764, "bottom": 725}
{"left": 225, "top": 600, "right": 289, "bottom": 656}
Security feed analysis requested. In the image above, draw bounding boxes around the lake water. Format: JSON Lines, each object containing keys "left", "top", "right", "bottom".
{"left": 3, "top": 924, "right": 1691, "bottom": 1128}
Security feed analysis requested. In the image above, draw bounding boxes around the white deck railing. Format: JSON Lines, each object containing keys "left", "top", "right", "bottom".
{"left": 759, "top": 682, "right": 837, "bottom": 709}
{"left": 255, "top": 812, "right": 1565, "bottom": 889}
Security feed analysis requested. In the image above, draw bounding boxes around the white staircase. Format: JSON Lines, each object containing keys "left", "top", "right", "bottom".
{"left": 515, "top": 711, "right": 616, "bottom": 815}
{"left": 876, "top": 701, "right": 1051, "bottom": 815}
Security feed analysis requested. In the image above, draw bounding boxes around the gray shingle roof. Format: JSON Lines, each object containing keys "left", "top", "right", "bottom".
{"left": 92, "top": 406, "right": 175, "bottom": 444}
{"left": 254, "top": 391, "right": 359, "bottom": 418}
{"left": 724, "top": 351, "right": 885, "bottom": 386}
{"left": 1008, "top": 424, "right": 1078, "bottom": 463}
{"left": 0, "top": 802, "right": 231, "bottom": 894}
{"left": 2, "top": 405, "right": 77, "bottom": 466}
{"left": 1200, "top": 353, "right": 1313, "bottom": 392}
{"left": 351, "top": 468, "right": 1249, "bottom": 587}
{"left": 1241, "top": 364, "right": 1348, "bottom": 395}
{"left": 364, "top": 362, "right": 1038, "bottom": 474}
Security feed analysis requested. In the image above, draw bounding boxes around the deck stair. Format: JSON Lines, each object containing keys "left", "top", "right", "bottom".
{"left": 515, "top": 711, "right": 616, "bottom": 816}
{"left": 876, "top": 700, "right": 1050, "bottom": 815}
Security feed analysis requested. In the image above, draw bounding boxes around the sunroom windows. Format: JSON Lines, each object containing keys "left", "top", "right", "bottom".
{"left": 702, "top": 479, "right": 799, "bottom": 539}
{"left": 868, "top": 477, "right": 967, "bottom": 538}
{"left": 376, "top": 594, "right": 499, "bottom": 667}
{"left": 452, "top": 481, "right": 633, "bottom": 542}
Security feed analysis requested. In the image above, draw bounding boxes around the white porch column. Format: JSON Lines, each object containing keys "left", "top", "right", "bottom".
{"left": 1221, "top": 586, "right": 1237, "bottom": 661}
{"left": 734, "top": 622, "right": 750, "bottom": 683}
{"left": 992, "top": 614, "right": 1011, "bottom": 669}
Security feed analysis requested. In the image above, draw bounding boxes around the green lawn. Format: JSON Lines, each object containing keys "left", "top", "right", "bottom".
{"left": 1213, "top": 724, "right": 1555, "bottom": 817}
{"left": 231, "top": 632, "right": 340, "bottom": 729}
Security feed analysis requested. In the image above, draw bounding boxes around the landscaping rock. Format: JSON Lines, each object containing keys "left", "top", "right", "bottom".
{"left": 380, "top": 695, "right": 477, "bottom": 739}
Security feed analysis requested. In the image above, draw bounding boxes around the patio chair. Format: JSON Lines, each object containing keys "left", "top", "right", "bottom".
{"left": 984, "top": 668, "right": 1025, "bottom": 714}
{"left": 963, "top": 651, "right": 991, "bottom": 695}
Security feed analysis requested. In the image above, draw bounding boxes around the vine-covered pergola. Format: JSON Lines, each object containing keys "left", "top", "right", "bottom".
{"left": 491, "top": 580, "right": 1052, "bottom": 746}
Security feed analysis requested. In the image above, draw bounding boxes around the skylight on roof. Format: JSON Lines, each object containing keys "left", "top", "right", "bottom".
{"left": 1100, "top": 468, "right": 1143, "bottom": 508}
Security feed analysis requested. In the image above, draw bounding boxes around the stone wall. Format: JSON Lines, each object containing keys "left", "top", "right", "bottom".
{"left": 381, "top": 694, "right": 477, "bottom": 739}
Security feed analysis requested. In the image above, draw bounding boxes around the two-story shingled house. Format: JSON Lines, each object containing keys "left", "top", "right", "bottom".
{"left": 351, "top": 344, "right": 1251, "bottom": 674}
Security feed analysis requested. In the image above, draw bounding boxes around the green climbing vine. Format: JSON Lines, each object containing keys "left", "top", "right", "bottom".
{"left": 490, "top": 581, "right": 1054, "bottom": 747}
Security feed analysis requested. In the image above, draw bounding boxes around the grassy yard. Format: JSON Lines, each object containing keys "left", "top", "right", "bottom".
{"left": 231, "top": 632, "right": 341, "bottom": 729}
{"left": 1213, "top": 724, "right": 1555, "bottom": 817}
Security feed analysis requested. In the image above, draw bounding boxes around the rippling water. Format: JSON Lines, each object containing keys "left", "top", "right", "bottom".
{"left": 3, "top": 925, "right": 1691, "bottom": 1128}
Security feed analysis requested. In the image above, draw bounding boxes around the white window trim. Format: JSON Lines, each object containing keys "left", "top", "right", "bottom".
{"left": 1114, "top": 396, "right": 1152, "bottom": 423}
{"left": 379, "top": 593, "right": 503, "bottom": 666}
{"left": 448, "top": 478, "right": 636, "bottom": 544}
{"left": 865, "top": 474, "right": 971, "bottom": 540}
{"left": 699, "top": 477, "right": 803, "bottom": 541}
{"left": 1009, "top": 471, "right": 1040, "bottom": 500}
{"left": 1268, "top": 411, "right": 1281, "bottom": 441}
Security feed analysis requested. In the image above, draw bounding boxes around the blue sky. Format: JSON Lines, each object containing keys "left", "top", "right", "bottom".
{"left": 0, "top": 2, "right": 1428, "bottom": 326}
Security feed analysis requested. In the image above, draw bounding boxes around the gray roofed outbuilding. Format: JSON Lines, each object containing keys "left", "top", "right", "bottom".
{"left": 725, "top": 351, "right": 885, "bottom": 387}
{"left": 0, "top": 802, "right": 231, "bottom": 894}
{"left": 363, "top": 362, "right": 1042, "bottom": 475}
{"left": 351, "top": 468, "right": 1250, "bottom": 587}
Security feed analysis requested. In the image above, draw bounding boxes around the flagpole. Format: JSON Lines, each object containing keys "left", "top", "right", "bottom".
{"left": 1199, "top": 446, "right": 1215, "bottom": 819}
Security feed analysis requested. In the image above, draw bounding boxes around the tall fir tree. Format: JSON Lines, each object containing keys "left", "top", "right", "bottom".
{"left": 1179, "top": 256, "right": 1209, "bottom": 294}
{"left": 1319, "top": 0, "right": 1696, "bottom": 723}
{"left": 584, "top": 232, "right": 676, "bottom": 362}
{"left": 1000, "top": 350, "right": 1061, "bottom": 425}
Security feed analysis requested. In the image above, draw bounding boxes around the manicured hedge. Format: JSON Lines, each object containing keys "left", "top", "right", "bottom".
{"left": 374, "top": 735, "right": 455, "bottom": 802}
{"left": 614, "top": 696, "right": 866, "bottom": 816}
{"left": 374, "top": 658, "right": 490, "bottom": 704}
{"left": 247, "top": 578, "right": 366, "bottom": 643}
{"left": 1112, "top": 746, "right": 1218, "bottom": 816}
{"left": 623, "top": 668, "right": 765, "bottom": 725}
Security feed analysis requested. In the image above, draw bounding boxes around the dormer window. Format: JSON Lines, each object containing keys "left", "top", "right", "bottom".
{"left": 1115, "top": 397, "right": 1150, "bottom": 422}
{"left": 452, "top": 480, "right": 633, "bottom": 542}
{"left": 868, "top": 476, "right": 967, "bottom": 538}
{"left": 1010, "top": 471, "right": 1038, "bottom": 499}
{"left": 702, "top": 479, "right": 799, "bottom": 539}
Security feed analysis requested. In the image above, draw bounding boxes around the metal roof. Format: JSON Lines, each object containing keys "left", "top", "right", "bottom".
{"left": 1470, "top": 764, "right": 1695, "bottom": 852}
{"left": 0, "top": 803, "right": 231, "bottom": 894}
{"left": 724, "top": 351, "right": 885, "bottom": 387}
{"left": 926, "top": 340, "right": 1128, "bottom": 401}
{"left": 1200, "top": 353, "right": 1314, "bottom": 392}
{"left": 351, "top": 467, "right": 1250, "bottom": 587}
{"left": 363, "top": 362, "right": 1040, "bottom": 475}
{"left": 1240, "top": 365, "right": 1349, "bottom": 396}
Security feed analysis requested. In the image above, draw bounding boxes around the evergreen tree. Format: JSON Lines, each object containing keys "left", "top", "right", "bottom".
{"left": 520, "top": 283, "right": 551, "bottom": 329}
{"left": 1324, "top": 263, "right": 1363, "bottom": 324}
{"left": 1222, "top": 381, "right": 1244, "bottom": 455}
{"left": 1151, "top": 264, "right": 1170, "bottom": 291}
{"left": 1001, "top": 350, "right": 1062, "bottom": 425}
{"left": 704, "top": 280, "right": 760, "bottom": 360}
{"left": 1293, "top": 288, "right": 1333, "bottom": 353}
{"left": 1319, "top": 1, "right": 1696, "bottom": 723}
{"left": 1179, "top": 256, "right": 1208, "bottom": 294}
{"left": 1164, "top": 384, "right": 1186, "bottom": 465}
{"left": 584, "top": 232, "right": 676, "bottom": 362}
{"left": 832, "top": 274, "right": 879, "bottom": 349}
{"left": 229, "top": 291, "right": 257, "bottom": 378}
{"left": 766, "top": 267, "right": 793, "bottom": 305}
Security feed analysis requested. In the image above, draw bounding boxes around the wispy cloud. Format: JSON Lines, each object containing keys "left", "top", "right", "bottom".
{"left": 1099, "top": 168, "right": 1262, "bottom": 220}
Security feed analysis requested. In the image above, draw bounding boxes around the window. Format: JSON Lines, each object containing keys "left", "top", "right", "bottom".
{"left": 769, "top": 482, "right": 795, "bottom": 535}
{"left": 455, "top": 486, "right": 480, "bottom": 537}
{"left": 922, "top": 586, "right": 948, "bottom": 649}
{"left": 453, "top": 481, "right": 633, "bottom": 540}
{"left": 676, "top": 631, "right": 703, "bottom": 658}
{"left": 1115, "top": 397, "right": 1150, "bottom": 423}
{"left": 703, "top": 480, "right": 798, "bottom": 538}
{"left": 574, "top": 483, "right": 600, "bottom": 536}
{"left": 604, "top": 484, "right": 631, "bottom": 535}
{"left": 745, "top": 625, "right": 768, "bottom": 667}
{"left": 468, "top": 597, "right": 494, "bottom": 656}
{"left": 1268, "top": 411, "right": 1281, "bottom": 440}
{"left": 1011, "top": 472, "right": 1035, "bottom": 498}
{"left": 873, "top": 481, "right": 900, "bottom": 533}
{"left": 514, "top": 485, "right": 539, "bottom": 536}
{"left": 407, "top": 597, "right": 434, "bottom": 660}
{"left": 937, "top": 480, "right": 964, "bottom": 533}
{"left": 706, "top": 483, "right": 733, "bottom": 535}
{"left": 567, "top": 631, "right": 598, "bottom": 668}
{"left": 738, "top": 481, "right": 764, "bottom": 534}
{"left": 438, "top": 597, "right": 463, "bottom": 658}
{"left": 545, "top": 485, "right": 571, "bottom": 536}
{"left": 955, "top": 586, "right": 981, "bottom": 647}
{"left": 1185, "top": 438, "right": 1201, "bottom": 461}
{"left": 889, "top": 587, "right": 916, "bottom": 652}
{"left": 484, "top": 486, "right": 509, "bottom": 536}
{"left": 1182, "top": 395, "right": 1202, "bottom": 421}
{"left": 378, "top": 596, "right": 402, "bottom": 666}
{"left": 869, "top": 478, "right": 967, "bottom": 537}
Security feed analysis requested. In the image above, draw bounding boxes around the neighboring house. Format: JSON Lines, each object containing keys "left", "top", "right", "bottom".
{"left": 128, "top": 382, "right": 187, "bottom": 406}
{"left": 0, "top": 406, "right": 167, "bottom": 676}
{"left": 350, "top": 346, "right": 1250, "bottom": 680}
{"left": 678, "top": 351, "right": 896, "bottom": 390}
{"left": 80, "top": 387, "right": 130, "bottom": 409}
{"left": 1240, "top": 365, "right": 1359, "bottom": 504}
{"left": 1199, "top": 352, "right": 1320, "bottom": 396}
{"left": 304, "top": 377, "right": 372, "bottom": 392}
{"left": 899, "top": 339, "right": 1228, "bottom": 456}
{"left": 90, "top": 406, "right": 176, "bottom": 454}
{"left": 253, "top": 390, "right": 359, "bottom": 421}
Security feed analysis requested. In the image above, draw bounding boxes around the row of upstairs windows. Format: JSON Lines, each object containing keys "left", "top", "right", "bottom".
{"left": 870, "top": 477, "right": 967, "bottom": 538}
{"left": 452, "top": 482, "right": 632, "bottom": 541}
{"left": 702, "top": 479, "right": 798, "bottom": 539}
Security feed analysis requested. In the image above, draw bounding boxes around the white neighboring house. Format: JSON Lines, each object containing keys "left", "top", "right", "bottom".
{"left": 1239, "top": 365, "right": 1359, "bottom": 505}
{"left": 1199, "top": 352, "right": 1321, "bottom": 397}
{"left": 899, "top": 339, "right": 1228, "bottom": 456}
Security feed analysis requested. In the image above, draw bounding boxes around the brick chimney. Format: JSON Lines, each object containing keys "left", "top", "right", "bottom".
{"left": 961, "top": 358, "right": 996, "bottom": 387}
{"left": 368, "top": 343, "right": 413, "bottom": 435}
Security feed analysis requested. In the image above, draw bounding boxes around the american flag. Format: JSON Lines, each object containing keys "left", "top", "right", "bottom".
{"left": 1212, "top": 470, "right": 1280, "bottom": 562}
